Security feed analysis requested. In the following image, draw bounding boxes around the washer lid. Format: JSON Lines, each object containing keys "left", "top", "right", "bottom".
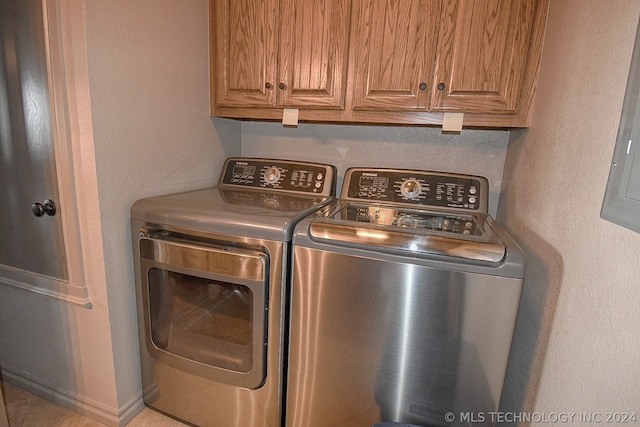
{"left": 308, "top": 202, "right": 506, "bottom": 262}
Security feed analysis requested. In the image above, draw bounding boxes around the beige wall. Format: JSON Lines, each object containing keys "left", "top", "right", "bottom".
{"left": 84, "top": 0, "right": 241, "bottom": 415}
{"left": 498, "top": 0, "right": 640, "bottom": 421}
{"left": 84, "top": 0, "right": 242, "bottom": 417}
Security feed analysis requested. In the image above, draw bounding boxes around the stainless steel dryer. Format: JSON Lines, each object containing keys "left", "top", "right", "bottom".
{"left": 131, "top": 157, "right": 335, "bottom": 427}
{"left": 286, "top": 168, "right": 525, "bottom": 427}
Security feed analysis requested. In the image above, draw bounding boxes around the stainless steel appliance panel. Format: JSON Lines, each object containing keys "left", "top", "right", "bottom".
{"left": 286, "top": 242, "right": 523, "bottom": 427}
{"left": 139, "top": 230, "right": 269, "bottom": 389}
{"left": 130, "top": 186, "right": 333, "bottom": 242}
{"left": 132, "top": 220, "right": 285, "bottom": 427}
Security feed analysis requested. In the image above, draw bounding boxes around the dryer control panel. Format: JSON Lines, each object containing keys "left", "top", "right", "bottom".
{"left": 342, "top": 168, "right": 489, "bottom": 213}
{"left": 219, "top": 158, "right": 336, "bottom": 196}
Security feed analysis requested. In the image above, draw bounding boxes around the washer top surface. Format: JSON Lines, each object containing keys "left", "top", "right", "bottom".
{"left": 131, "top": 158, "right": 336, "bottom": 242}
{"left": 304, "top": 167, "right": 516, "bottom": 265}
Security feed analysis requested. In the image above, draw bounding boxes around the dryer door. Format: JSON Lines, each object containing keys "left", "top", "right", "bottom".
{"left": 139, "top": 235, "right": 268, "bottom": 389}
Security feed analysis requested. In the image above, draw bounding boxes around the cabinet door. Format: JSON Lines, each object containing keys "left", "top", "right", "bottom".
{"left": 212, "top": 0, "right": 279, "bottom": 108}
{"left": 278, "top": 0, "right": 351, "bottom": 109}
{"left": 431, "top": 0, "right": 540, "bottom": 114}
{"left": 350, "top": 0, "right": 442, "bottom": 111}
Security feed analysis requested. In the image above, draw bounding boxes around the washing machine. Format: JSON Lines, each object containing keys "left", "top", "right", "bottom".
{"left": 286, "top": 167, "right": 525, "bottom": 427}
{"left": 130, "top": 157, "right": 336, "bottom": 427}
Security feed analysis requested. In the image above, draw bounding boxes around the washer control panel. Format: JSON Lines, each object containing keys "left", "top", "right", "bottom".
{"left": 343, "top": 168, "right": 488, "bottom": 212}
{"left": 220, "top": 158, "right": 336, "bottom": 196}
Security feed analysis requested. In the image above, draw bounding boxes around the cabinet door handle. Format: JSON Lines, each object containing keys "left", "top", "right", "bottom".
{"left": 278, "top": 82, "right": 286, "bottom": 90}
{"left": 265, "top": 82, "right": 273, "bottom": 89}
{"left": 419, "top": 82, "right": 427, "bottom": 90}
{"left": 437, "top": 82, "right": 446, "bottom": 90}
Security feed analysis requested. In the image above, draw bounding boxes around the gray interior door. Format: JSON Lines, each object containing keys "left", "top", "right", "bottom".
{"left": 0, "top": 0, "right": 67, "bottom": 280}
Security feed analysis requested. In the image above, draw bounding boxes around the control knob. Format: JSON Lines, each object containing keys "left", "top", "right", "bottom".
{"left": 264, "top": 167, "right": 281, "bottom": 184}
{"left": 400, "top": 179, "right": 422, "bottom": 200}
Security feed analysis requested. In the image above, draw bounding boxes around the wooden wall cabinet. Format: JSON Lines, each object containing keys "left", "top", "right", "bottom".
{"left": 349, "top": 0, "right": 441, "bottom": 112}
{"left": 210, "top": 0, "right": 550, "bottom": 128}
{"left": 211, "top": 0, "right": 351, "bottom": 111}
{"left": 431, "top": 0, "right": 543, "bottom": 115}
{"left": 211, "top": 0, "right": 278, "bottom": 109}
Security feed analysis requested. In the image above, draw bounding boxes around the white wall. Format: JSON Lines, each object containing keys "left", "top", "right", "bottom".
{"left": 498, "top": 0, "right": 640, "bottom": 422}
{"left": 242, "top": 123, "right": 509, "bottom": 215}
{"left": 0, "top": 0, "right": 240, "bottom": 425}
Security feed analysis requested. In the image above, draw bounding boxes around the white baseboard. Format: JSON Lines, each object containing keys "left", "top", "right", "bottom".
{"left": 0, "top": 367, "right": 145, "bottom": 427}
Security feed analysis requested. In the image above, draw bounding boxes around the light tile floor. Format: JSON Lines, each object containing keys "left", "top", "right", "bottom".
{"left": 1, "top": 380, "right": 187, "bottom": 427}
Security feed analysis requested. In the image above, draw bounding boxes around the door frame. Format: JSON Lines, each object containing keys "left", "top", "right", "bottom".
{"left": 0, "top": 0, "right": 103, "bottom": 308}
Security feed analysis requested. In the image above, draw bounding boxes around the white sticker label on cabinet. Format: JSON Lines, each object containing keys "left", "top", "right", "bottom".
{"left": 442, "top": 113, "right": 464, "bottom": 132}
{"left": 283, "top": 109, "right": 299, "bottom": 127}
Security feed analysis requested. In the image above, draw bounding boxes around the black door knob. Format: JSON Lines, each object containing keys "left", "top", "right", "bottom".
{"left": 419, "top": 82, "right": 427, "bottom": 90}
{"left": 32, "top": 203, "right": 45, "bottom": 217}
{"left": 278, "top": 82, "right": 286, "bottom": 90}
{"left": 43, "top": 199, "right": 57, "bottom": 216}
{"left": 437, "top": 82, "right": 446, "bottom": 90}
{"left": 31, "top": 199, "right": 57, "bottom": 217}
{"left": 265, "top": 82, "right": 273, "bottom": 89}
